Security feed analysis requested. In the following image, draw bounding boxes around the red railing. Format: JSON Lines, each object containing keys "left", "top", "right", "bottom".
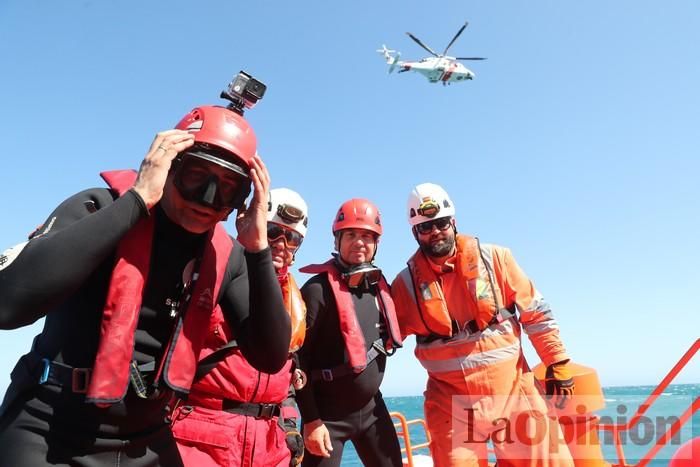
{"left": 598, "top": 338, "right": 699, "bottom": 467}
{"left": 391, "top": 338, "right": 698, "bottom": 467}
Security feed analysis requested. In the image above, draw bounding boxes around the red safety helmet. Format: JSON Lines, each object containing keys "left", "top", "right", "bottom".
{"left": 332, "top": 198, "right": 383, "bottom": 236}
{"left": 175, "top": 105, "right": 257, "bottom": 176}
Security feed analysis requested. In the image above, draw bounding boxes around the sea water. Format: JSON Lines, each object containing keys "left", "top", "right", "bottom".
{"left": 339, "top": 384, "right": 698, "bottom": 466}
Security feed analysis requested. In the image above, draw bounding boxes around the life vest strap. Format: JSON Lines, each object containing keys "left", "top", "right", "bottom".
{"left": 463, "top": 306, "right": 516, "bottom": 333}
{"left": 310, "top": 339, "right": 385, "bottom": 382}
{"left": 185, "top": 395, "right": 281, "bottom": 419}
{"left": 193, "top": 339, "right": 239, "bottom": 381}
{"left": 37, "top": 359, "right": 92, "bottom": 394}
{"left": 37, "top": 358, "right": 155, "bottom": 396}
{"left": 220, "top": 400, "right": 281, "bottom": 419}
{"left": 418, "top": 307, "right": 517, "bottom": 344}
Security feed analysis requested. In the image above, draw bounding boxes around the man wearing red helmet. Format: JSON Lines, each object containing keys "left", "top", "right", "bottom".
{"left": 295, "top": 199, "right": 403, "bottom": 467}
{"left": 0, "top": 105, "right": 291, "bottom": 466}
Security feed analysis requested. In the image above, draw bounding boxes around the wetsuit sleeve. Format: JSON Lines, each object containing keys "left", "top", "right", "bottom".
{"left": 0, "top": 188, "right": 148, "bottom": 329}
{"left": 219, "top": 246, "right": 291, "bottom": 374}
{"left": 496, "top": 246, "right": 570, "bottom": 366}
{"left": 294, "top": 278, "right": 325, "bottom": 422}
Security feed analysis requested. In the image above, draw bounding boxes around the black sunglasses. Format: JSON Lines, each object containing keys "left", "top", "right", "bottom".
{"left": 415, "top": 217, "right": 452, "bottom": 235}
{"left": 267, "top": 223, "right": 304, "bottom": 248}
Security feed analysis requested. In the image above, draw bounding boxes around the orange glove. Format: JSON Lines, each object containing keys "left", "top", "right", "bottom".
{"left": 545, "top": 360, "right": 575, "bottom": 409}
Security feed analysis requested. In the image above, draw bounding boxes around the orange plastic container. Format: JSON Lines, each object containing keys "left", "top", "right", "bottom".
{"left": 534, "top": 362, "right": 608, "bottom": 467}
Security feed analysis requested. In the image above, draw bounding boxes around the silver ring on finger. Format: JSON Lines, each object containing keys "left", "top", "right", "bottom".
{"left": 157, "top": 145, "right": 167, "bottom": 153}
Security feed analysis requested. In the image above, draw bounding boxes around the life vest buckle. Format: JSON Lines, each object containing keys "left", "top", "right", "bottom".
{"left": 37, "top": 358, "right": 91, "bottom": 394}
{"left": 71, "top": 367, "right": 91, "bottom": 394}
{"left": 461, "top": 319, "right": 481, "bottom": 335}
{"left": 38, "top": 358, "right": 51, "bottom": 385}
{"left": 255, "top": 403, "right": 279, "bottom": 419}
{"left": 321, "top": 369, "right": 334, "bottom": 382}
{"left": 371, "top": 339, "right": 387, "bottom": 356}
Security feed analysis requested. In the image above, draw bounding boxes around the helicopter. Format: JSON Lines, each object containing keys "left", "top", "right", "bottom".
{"left": 377, "top": 22, "right": 486, "bottom": 85}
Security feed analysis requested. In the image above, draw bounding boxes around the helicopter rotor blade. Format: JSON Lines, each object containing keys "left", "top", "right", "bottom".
{"left": 406, "top": 32, "right": 439, "bottom": 57}
{"left": 442, "top": 22, "right": 468, "bottom": 55}
{"left": 455, "top": 57, "right": 487, "bottom": 61}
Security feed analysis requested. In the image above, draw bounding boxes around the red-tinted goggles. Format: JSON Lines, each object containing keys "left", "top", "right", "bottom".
{"left": 415, "top": 217, "right": 452, "bottom": 235}
{"left": 267, "top": 223, "right": 303, "bottom": 248}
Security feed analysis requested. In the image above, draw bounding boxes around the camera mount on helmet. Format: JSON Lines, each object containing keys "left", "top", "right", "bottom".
{"left": 220, "top": 70, "right": 267, "bottom": 115}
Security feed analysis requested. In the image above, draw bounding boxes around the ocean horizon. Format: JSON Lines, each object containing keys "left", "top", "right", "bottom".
{"left": 337, "top": 383, "right": 698, "bottom": 466}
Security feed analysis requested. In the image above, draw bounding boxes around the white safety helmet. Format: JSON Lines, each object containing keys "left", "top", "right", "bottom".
{"left": 407, "top": 183, "right": 456, "bottom": 227}
{"left": 267, "top": 188, "right": 309, "bottom": 237}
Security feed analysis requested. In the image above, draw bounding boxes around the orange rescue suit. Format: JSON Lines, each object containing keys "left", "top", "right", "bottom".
{"left": 391, "top": 234, "right": 573, "bottom": 467}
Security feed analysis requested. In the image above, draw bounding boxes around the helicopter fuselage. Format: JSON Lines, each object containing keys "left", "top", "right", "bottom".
{"left": 398, "top": 56, "right": 474, "bottom": 84}
{"left": 378, "top": 21, "right": 484, "bottom": 85}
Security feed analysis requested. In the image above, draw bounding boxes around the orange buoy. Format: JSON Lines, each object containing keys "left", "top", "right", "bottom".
{"left": 534, "top": 362, "right": 608, "bottom": 467}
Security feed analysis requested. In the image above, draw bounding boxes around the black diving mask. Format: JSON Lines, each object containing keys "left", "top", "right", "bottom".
{"left": 173, "top": 153, "right": 251, "bottom": 210}
{"left": 342, "top": 263, "right": 383, "bottom": 289}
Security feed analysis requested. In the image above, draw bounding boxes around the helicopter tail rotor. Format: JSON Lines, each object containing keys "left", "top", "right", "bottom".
{"left": 376, "top": 44, "right": 396, "bottom": 54}
{"left": 377, "top": 45, "right": 401, "bottom": 73}
{"left": 376, "top": 44, "right": 397, "bottom": 59}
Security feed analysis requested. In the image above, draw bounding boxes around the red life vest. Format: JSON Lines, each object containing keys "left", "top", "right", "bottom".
{"left": 86, "top": 170, "right": 232, "bottom": 405}
{"left": 299, "top": 259, "right": 402, "bottom": 373}
{"left": 190, "top": 272, "right": 306, "bottom": 404}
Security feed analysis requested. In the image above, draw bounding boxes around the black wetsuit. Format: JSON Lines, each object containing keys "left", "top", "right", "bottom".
{"left": 296, "top": 270, "right": 402, "bottom": 467}
{"left": 0, "top": 187, "right": 290, "bottom": 466}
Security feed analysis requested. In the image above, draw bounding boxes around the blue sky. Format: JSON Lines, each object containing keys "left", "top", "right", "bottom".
{"left": 0, "top": 1, "right": 698, "bottom": 397}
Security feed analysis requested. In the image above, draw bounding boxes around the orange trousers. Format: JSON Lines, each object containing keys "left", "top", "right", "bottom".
{"left": 424, "top": 368, "right": 574, "bottom": 467}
